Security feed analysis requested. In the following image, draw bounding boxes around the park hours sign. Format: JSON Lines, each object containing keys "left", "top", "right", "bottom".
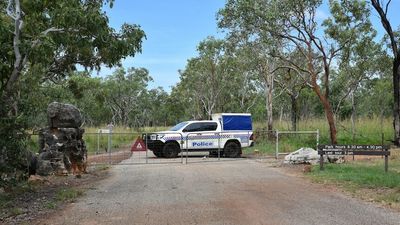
{"left": 317, "top": 145, "right": 390, "bottom": 172}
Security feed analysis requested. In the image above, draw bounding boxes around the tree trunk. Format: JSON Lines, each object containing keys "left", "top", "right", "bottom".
{"left": 393, "top": 59, "right": 400, "bottom": 145}
{"left": 351, "top": 90, "right": 356, "bottom": 142}
{"left": 313, "top": 85, "right": 337, "bottom": 144}
{"left": 290, "top": 94, "right": 298, "bottom": 131}
{"left": 265, "top": 74, "right": 274, "bottom": 132}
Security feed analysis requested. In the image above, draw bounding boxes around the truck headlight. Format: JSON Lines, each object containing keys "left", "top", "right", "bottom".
{"left": 150, "top": 134, "right": 164, "bottom": 140}
{"left": 157, "top": 135, "right": 165, "bottom": 140}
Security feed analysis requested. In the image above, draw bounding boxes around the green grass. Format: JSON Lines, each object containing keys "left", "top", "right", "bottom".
{"left": 257, "top": 117, "right": 393, "bottom": 145}
{"left": 246, "top": 117, "right": 394, "bottom": 156}
{"left": 56, "top": 188, "right": 84, "bottom": 202}
{"left": 307, "top": 159, "right": 400, "bottom": 207}
{"left": 45, "top": 201, "right": 57, "bottom": 209}
{"left": 309, "top": 160, "right": 400, "bottom": 188}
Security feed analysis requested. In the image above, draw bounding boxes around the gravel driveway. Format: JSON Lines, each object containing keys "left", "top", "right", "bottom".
{"left": 40, "top": 158, "right": 400, "bottom": 225}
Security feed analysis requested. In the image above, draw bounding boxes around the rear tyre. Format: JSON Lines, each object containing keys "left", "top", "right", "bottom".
{"left": 224, "top": 141, "right": 241, "bottom": 158}
{"left": 162, "top": 142, "right": 180, "bottom": 158}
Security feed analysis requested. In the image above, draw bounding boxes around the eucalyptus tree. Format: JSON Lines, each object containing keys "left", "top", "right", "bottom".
{"left": 1, "top": 0, "right": 145, "bottom": 178}
{"left": 273, "top": 49, "right": 308, "bottom": 131}
{"left": 221, "top": 43, "right": 262, "bottom": 114}
{"left": 66, "top": 73, "right": 110, "bottom": 126}
{"left": 2, "top": 0, "right": 145, "bottom": 111}
{"left": 103, "top": 67, "right": 152, "bottom": 126}
{"left": 219, "top": 0, "right": 374, "bottom": 144}
{"left": 371, "top": 0, "right": 400, "bottom": 145}
{"left": 179, "top": 37, "right": 230, "bottom": 119}
{"left": 218, "top": 22, "right": 282, "bottom": 132}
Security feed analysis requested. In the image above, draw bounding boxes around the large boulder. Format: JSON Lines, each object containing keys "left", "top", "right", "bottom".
{"left": 35, "top": 102, "right": 87, "bottom": 176}
{"left": 36, "top": 151, "right": 67, "bottom": 176}
{"left": 284, "top": 147, "right": 322, "bottom": 165}
{"left": 47, "top": 102, "right": 82, "bottom": 128}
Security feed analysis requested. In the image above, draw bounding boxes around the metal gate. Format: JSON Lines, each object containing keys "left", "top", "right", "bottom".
{"left": 84, "top": 131, "right": 248, "bottom": 165}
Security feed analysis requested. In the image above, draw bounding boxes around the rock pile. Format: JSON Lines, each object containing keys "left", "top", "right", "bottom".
{"left": 283, "top": 147, "right": 345, "bottom": 165}
{"left": 284, "top": 147, "right": 322, "bottom": 165}
{"left": 36, "top": 102, "right": 87, "bottom": 176}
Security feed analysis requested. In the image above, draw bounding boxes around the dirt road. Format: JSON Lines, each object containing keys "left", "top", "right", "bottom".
{"left": 40, "top": 159, "right": 400, "bottom": 225}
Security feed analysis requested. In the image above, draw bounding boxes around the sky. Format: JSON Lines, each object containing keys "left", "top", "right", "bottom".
{"left": 96, "top": 0, "right": 400, "bottom": 92}
{"left": 97, "top": 0, "right": 226, "bottom": 92}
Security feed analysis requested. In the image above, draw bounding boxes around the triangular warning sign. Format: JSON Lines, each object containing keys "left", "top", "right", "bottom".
{"left": 131, "top": 137, "right": 147, "bottom": 152}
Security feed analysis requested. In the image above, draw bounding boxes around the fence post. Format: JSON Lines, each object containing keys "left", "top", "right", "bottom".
{"left": 97, "top": 132, "right": 100, "bottom": 155}
{"left": 218, "top": 132, "right": 221, "bottom": 161}
{"left": 275, "top": 130, "right": 279, "bottom": 159}
{"left": 180, "top": 134, "right": 184, "bottom": 164}
{"left": 145, "top": 133, "right": 148, "bottom": 164}
{"left": 185, "top": 135, "right": 189, "bottom": 164}
{"left": 385, "top": 147, "right": 389, "bottom": 173}
{"left": 318, "top": 146, "right": 324, "bottom": 171}
{"left": 108, "top": 131, "right": 112, "bottom": 164}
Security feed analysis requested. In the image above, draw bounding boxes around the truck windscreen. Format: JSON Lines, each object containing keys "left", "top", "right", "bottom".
{"left": 169, "top": 122, "right": 189, "bottom": 131}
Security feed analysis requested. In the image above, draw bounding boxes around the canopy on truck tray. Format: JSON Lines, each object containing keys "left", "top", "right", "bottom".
{"left": 212, "top": 113, "right": 252, "bottom": 131}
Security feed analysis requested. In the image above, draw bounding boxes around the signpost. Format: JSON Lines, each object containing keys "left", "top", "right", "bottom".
{"left": 317, "top": 145, "right": 390, "bottom": 172}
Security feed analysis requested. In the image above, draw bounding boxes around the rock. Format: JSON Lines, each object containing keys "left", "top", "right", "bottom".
{"left": 26, "top": 151, "right": 38, "bottom": 175}
{"left": 36, "top": 160, "right": 54, "bottom": 176}
{"left": 28, "top": 175, "right": 48, "bottom": 185}
{"left": 38, "top": 150, "right": 63, "bottom": 161}
{"left": 327, "top": 155, "right": 345, "bottom": 164}
{"left": 37, "top": 102, "right": 87, "bottom": 177}
{"left": 37, "top": 151, "right": 66, "bottom": 176}
{"left": 284, "top": 147, "right": 324, "bottom": 165}
{"left": 47, "top": 102, "right": 82, "bottom": 128}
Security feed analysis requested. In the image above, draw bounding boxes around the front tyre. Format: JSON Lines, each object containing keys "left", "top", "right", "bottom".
{"left": 152, "top": 149, "right": 163, "bottom": 158}
{"left": 162, "top": 142, "right": 180, "bottom": 158}
{"left": 224, "top": 141, "right": 241, "bottom": 158}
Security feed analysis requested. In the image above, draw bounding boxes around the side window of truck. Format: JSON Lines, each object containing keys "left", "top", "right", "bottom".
{"left": 201, "top": 122, "right": 218, "bottom": 131}
{"left": 183, "top": 123, "right": 202, "bottom": 132}
{"left": 183, "top": 122, "right": 218, "bottom": 132}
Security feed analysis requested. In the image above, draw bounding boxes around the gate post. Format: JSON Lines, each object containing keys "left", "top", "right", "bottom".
{"left": 275, "top": 130, "right": 279, "bottom": 159}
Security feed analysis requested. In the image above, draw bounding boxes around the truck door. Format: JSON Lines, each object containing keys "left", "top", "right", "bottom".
{"left": 183, "top": 122, "right": 218, "bottom": 150}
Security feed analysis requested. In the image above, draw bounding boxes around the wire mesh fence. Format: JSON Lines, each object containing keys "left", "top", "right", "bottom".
{"left": 28, "top": 127, "right": 387, "bottom": 165}
{"left": 84, "top": 132, "right": 185, "bottom": 165}
{"left": 245, "top": 129, "right": 320, "bottom": 158}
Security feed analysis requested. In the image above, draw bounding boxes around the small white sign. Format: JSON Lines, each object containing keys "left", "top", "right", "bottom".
{"left": 98, "top": 129, "right": 111, "bottom": 134}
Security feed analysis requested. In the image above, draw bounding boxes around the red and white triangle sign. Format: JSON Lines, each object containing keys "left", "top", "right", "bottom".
{"left": 131, "top": 137, "right": 147, "bottom": 152}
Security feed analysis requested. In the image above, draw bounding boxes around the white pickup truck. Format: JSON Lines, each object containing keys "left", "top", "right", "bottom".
{"left": 145, "top": 113, "right": 254, "bottom": 158}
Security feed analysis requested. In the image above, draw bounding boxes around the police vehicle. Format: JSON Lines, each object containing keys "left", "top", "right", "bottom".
{"left": 145, "top": 113, "right": 254, "bottom": 158}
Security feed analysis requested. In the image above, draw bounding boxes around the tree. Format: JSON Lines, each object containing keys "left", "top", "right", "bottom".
{"left": 219, "top": 20, "right": 282, "bottom": 132}
{"left": 179, "top": 37, "right": 230, "bottom": 119}
{"left": 67, "top": 73, "right": 111, "bottom": 126}
{"left": 0, "top": 0, "right": 145, "bottom": 181}
{"left": 2, "top": 0, "right": 145, "bottom": 110}
{"left": 371, "top": 0, "right": 400, "bottom": 145}
{"left": 103, "top": 67, "right": 152, "bottom": 126}
{"left": 218, "top": 0, "right": 374, "bottom": 144}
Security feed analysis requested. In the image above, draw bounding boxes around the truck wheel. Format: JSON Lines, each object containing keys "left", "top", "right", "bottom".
{"left": 162, "top": 142, "right": 180, "bottom": 158}
{"left": 224, "top": 141, "right": 241, "bottom": 158}
{"left": 152, "top": 150, "right": 163, "bottom": 158}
